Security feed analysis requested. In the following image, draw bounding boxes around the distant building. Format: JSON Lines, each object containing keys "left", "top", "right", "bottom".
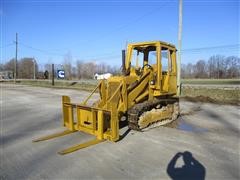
{"left": 0, "top": 71, "right": 13, "bottom": 79}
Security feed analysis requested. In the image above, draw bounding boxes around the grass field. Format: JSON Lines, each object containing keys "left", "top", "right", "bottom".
{"left": 181, "top": 86, "right": 239, "bottom": 104}
{"left": 13, "top": 79, "right": 98, "bottom": 91}
{"left": 2, "top": 78, "right": 239, "bottom": 104}
{"left": 4, "top": 78, "right": 240, "bottom": 87}
{"left": 181, "top": 78, "right": 240, "bottom": 85}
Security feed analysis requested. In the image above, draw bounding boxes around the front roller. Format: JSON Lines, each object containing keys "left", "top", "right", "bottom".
{"left": 33, "top": 96, "right": 120, "bottom": 155}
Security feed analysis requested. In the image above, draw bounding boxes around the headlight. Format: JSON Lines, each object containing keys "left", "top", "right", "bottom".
{"left": 150, "top": 80, "right": 155, "bottom": 85}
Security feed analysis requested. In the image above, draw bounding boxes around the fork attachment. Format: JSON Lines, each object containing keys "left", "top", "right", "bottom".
{"left": 33, "top": 95, "right": 119, "bottom": 154}
{"left": 62, "top": 96, "right": 119, "bottom": 142}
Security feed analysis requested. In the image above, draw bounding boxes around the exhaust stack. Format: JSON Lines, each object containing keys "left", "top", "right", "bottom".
{"left": 122, "top": 49, "right": 126, "bottom": 75}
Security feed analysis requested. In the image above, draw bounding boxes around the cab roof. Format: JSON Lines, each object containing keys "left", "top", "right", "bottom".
{"left": 128, "top": 41, "right": 176, "bottom": 49}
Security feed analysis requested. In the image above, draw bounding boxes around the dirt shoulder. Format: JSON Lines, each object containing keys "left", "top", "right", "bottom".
{"left": 2, "top": 79, "right": 239, "bottom": 105}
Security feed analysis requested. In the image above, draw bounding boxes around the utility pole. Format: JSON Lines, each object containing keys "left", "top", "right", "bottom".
{"left": 177, "top": 0, "right": 183, "bottom": 96}
{"left": 14, "top": 33, "right": 18, "bottom": 83}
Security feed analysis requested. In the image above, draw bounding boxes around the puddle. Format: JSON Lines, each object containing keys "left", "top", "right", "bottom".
{"left": 176, "top": 117, "right": 208, "bottom": 133}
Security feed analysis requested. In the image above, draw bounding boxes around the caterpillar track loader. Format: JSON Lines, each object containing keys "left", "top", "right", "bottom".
{"left": 33, "top": 41, "right": 179, "bottom": 154}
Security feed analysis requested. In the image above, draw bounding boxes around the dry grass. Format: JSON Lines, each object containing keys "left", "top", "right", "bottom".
{"left": 182, "top": 78, "right": 240, "bottom": 85}
{"left": 3, "top": 78, "right": 239, "bottom": 104}
{"left": 181, "top": 86, "right": 239, "bottom": 105}
{"left": 5, "top": 79, "right": 98, "bottom": 92}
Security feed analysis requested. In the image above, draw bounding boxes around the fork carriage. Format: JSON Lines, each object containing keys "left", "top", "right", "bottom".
{"left": 33, "top": 80, "right": 123, "bottom": 155}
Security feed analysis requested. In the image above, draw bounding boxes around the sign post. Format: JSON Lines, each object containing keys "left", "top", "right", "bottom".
{"left": 52, "top": 64, "right": 54, "bottom": 86}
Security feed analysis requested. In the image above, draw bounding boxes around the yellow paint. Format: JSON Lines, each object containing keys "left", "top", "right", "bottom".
{"left": 33, "top": 41, "right": 178, "bottom": 154}
{"left": 58, "top": 139, "right": 105, "bottom": 155}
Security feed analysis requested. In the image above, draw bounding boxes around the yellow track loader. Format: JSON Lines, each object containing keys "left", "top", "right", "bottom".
{"left": 33, "top": 41, "right": 179, "bottom": 154}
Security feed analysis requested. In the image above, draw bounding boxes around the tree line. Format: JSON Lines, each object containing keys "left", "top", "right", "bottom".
{"left": 0, "top": 57, "right": 121, "bottom": 79}
{"left": 181, "top": 55, "right": 239, "bottom": 78}
{"left": 1, "top": 55, "right": 239, "bottom": 79}
{"left": 0, "top": 58, "right": 38, "bottom": 79}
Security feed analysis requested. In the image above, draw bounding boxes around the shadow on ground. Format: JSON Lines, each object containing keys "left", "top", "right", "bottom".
{"left": 167, "top": 151, "right": 206, "bottom": 180}
{"left": 117, "top": 120, "right": 131, "bottom": 141}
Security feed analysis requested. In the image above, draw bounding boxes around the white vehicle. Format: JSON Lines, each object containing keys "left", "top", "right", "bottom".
{"left": 94, "top": 73, "right": 112, "bottom": 80}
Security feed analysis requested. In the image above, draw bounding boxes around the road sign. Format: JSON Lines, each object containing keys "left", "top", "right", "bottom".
{"left": 57, "top": 70, "right": 65, "bottom": 79}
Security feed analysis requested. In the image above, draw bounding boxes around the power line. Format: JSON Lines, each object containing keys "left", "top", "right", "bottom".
{"left": 183, "top": 44, "right": 240, "bottom": 51}
{"left": 17, "top": 40, "right": 240, "bottom": 62}
{"left": 0, "top": 43, "right": 14, "bottom": 49}
{"left": 20, "top": 42, "right": 240, "bottom": 58}
{"left": 84, "top": 55, "right": 121, "bottom": 61}
{"left": 81, "top": 0, "right": 173, "bottom": 45}
{"left": 16, "top": 0, "right": 175, "bottom": 4}
{"left": 182, "top": 44, "right": 240, "bottom": 53}
{"left": 14, "top": 1, "right": 173, "bottom": 59}
{"left": 85, "top": 44, "right": 240, "bottom": 60}
{"left": 83, "top": 53, "right": 120, "bottom": 59}
{"left": 14, "top": 0, "right": 238, "bottom": 3}
{"left": 19, "top": 42, "right": 66, "bottom": 56}
{"left": 19, "top": 41, "right": 121, "bottom": 60}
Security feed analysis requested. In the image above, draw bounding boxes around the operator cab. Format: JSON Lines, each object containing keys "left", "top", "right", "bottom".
{"left": 131, "top": 45, "right": 157, "bottom": 76}
{"left": 125, "top": 41, "right": 177, "bottom": 94}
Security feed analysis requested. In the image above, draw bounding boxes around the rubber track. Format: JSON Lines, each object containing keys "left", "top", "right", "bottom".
{"left": 127, "top": 98, "right": 178, "bottom": 131}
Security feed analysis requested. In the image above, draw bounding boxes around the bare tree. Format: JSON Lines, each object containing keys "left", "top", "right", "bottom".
{"left": 194, "top": 60, "right": 207, "bottom": 78}
{"left": 83, "top": 62, "right": 96, "bottom": 79}
{"left": 109, "top": 65, "right": 121, "bottom": 75}
{"left": 95, "top": 63, "right": 121, "bottom": 76}
{"left": 44, "top": 63, "right": 52, "bottom": 72}
{"left": 184, "top": 63, "right": 194, "bottom": 78}
{"left": 0, "top": 63, "right": 4, "bottom": 71}
{"left": 3, "top": 58, "right": 15, "bottom": 72}
{"left": 181, "top": 55, "right": 239, "bottom": 79}
{"left": 226, "top": 56, "right": 240, "bottom": 78}
{"left": 63, "top": 53, "right": 73, "bottom": 80}
{"left": 208, "top": 55, "right": 225, "bottom": 78}
{"left": 76, "top": 60, "right": 84, "bottom": 79}
{"left": 18, "top": 58, "right": 38, "bottom": 79}
{"left": 76, "top": 60, "right": 99, "bottom": 79}
{"left": 181, "top": 64, "right": 187, "bottom": 78}
{"left": 71, "top": 66, "right": 77, "bottom": 79}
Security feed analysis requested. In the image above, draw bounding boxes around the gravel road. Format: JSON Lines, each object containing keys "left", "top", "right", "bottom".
{"left": 1, "top": 83, "right": 239, "bottom": 179}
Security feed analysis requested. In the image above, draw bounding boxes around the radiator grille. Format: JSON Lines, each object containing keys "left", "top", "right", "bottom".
{"left": 107, "top": 82, "right": 120, "bottom": 103}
